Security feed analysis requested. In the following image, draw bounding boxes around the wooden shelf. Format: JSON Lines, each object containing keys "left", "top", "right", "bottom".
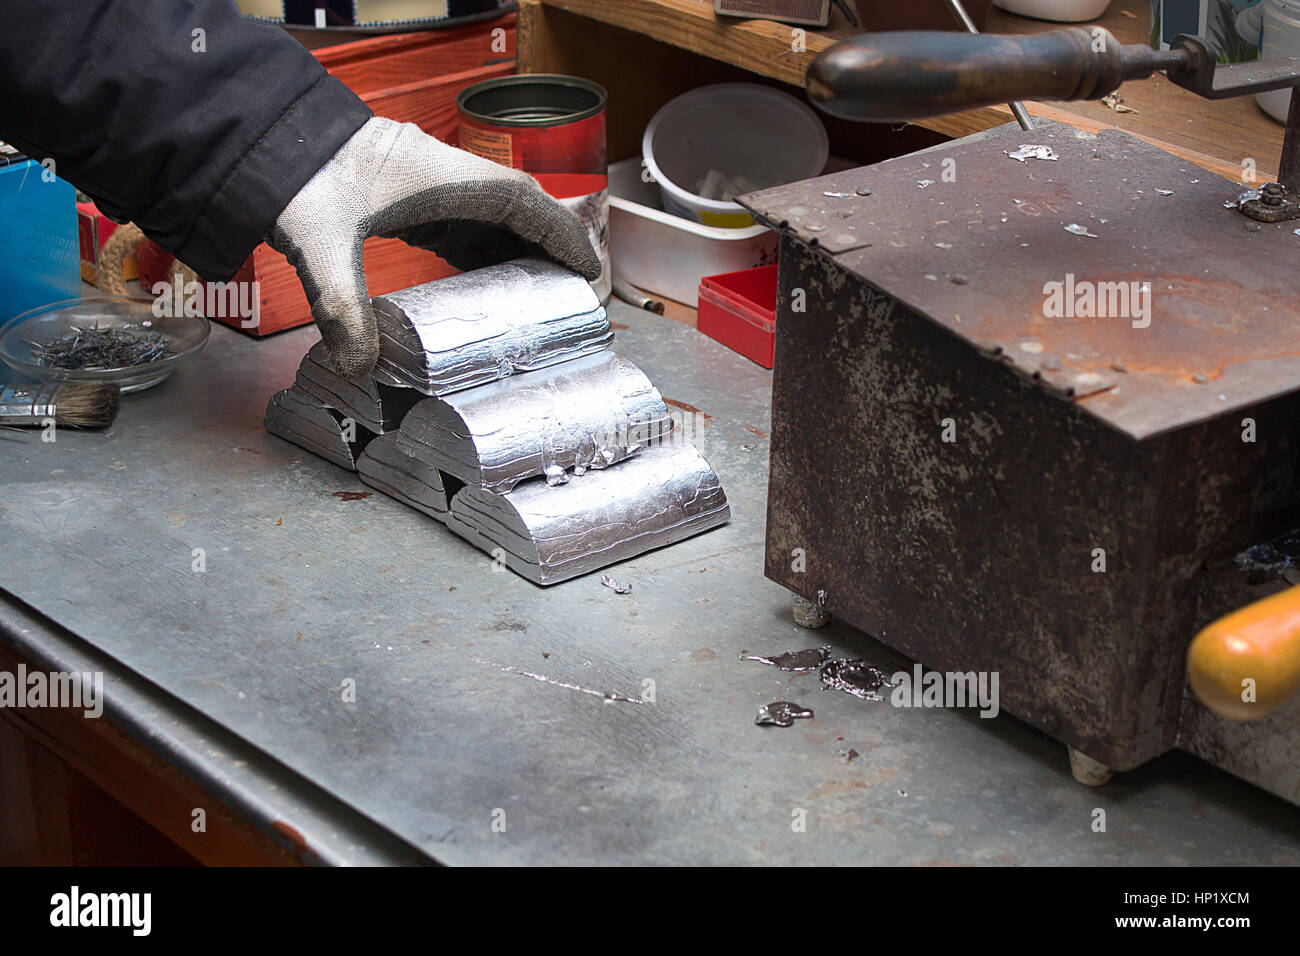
{"left": 522, "top": 0, "right": 1285, "bottom": 180}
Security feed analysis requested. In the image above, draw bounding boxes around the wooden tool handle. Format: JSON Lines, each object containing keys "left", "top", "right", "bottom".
{"left": 807, "top": 28, "right": 1161, "bottom": 123}
{"left": 1187, "top": 584, "right": 1300, "bottom": 721}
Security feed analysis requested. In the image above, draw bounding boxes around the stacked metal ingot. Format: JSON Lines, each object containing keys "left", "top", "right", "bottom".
{"left": 396, "top": 351, "right": 676, "bottom": 494}
{"left": 264, "top": 387, "right": 376, "bottom": 470}
{"left": 295, "top": 340, "right": 420, "bottom": 434}
{"left": 446, "top": 443, "right": 730, "bottom": 584}
{"left": 265, "top": 256, "right": 729, "bottom": 585}
{"left": 373, "top": 257, "right": 613, "bottom": 394}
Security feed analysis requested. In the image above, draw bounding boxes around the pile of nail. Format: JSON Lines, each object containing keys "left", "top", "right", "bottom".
{"left": 28, "top": 323, "right": 173, "bottom": 370}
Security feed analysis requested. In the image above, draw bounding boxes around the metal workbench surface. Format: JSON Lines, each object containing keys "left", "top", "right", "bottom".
{"left": 1, "top": 299, "right": 1298, "bottom": 865}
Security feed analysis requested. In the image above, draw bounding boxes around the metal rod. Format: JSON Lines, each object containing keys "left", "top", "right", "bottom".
{"left": 1280, "top": 88, "right": 1300, "bottom": 193}
{"left": 612, "top": 277, "right": 665, "bottom": 314}
{"left": 830, "top": 0, "right": 858, "bottom": 28}
{"left": 943, "top": 0, "right": 1035, "bottom": 131}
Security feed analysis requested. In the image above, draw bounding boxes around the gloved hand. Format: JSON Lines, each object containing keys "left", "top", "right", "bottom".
{"left": 268, "top": 116, "right": 601, "bottom": 379}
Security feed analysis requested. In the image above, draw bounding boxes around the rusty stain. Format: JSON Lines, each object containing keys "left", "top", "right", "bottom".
{"left": 809, "top": 770, "right": 901, "bottom": 798}
{"left": 271, "top": 820, "right": 311, "bottom": 862}
{"left": 663, "top": 398, "right": 713, "bottom": 420}
{"left": 967, "top": 270, "right": 1286, "bottom": 394}
{"left": 744, "top": 425, "right": 768, "bottom": 438}
{"left": 275, "top": 517, "right": 282, "bottom": 526}
{"left": 690, "top": 648, "right": 716, "bottom": 662}
{"left": 331, "top": 491, "right": 372, "bottom": 501}
{"left": 608, "top": 321, "right": 630, "bottom": 330}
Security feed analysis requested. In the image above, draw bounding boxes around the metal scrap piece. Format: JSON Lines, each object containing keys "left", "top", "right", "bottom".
{"left": 372, "top": 257, "right": 613, "bottom": 395}
{"left": 396, "top": 351, "right": 673, "bottom": 494}
{"left": 755, "top": 701, "right": 814, "bottom": 727}
{"left": 600, "top": 574, "right": 632, "bottom": 594}
{"left": 264, "top": 387, "right": 374, "bottom": 471}
{"left": 1101, "top": 92, "right": 1138, "bottom": 113}
{"left": 741, "top": 645, "right": 831, "bottom": 671}
{"left": 818, "top": 658, "right": 894, "bottom": 701}
{"left": 1006, "top": 144, "right": 1059, "bottom": 162}
{"left": 1064, "top": 223, "right": 1099, "bottom": 238}
{"left": 444, "top": 441, "right": 729, "bottom": 586}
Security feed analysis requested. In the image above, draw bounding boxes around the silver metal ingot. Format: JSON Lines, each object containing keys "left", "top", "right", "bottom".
{"left": 444, "top": 441, "right": 730, "bottom": 585}
{"left": 372, "top": 257, "right": 613, "bottom": 395}
{"left": 395, "top": 351, "right": 674, "bottom": 494}
{"left": 264, "top": 386, "right": 375, "bottom": 471}
{"left": 294, "top": 341, "right": 420, "bottom": 434}
{"left": 355, "top": 433, "right": 455, "bottom": 522}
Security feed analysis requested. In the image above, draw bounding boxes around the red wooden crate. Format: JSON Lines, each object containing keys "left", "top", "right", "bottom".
{"left": 78, "top": 200, "right": 137, "bottom": 285}
{"left": 141, "top": 15, "right": 516, "bottom": 336}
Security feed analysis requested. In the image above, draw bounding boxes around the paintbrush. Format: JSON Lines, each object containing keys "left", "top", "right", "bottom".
{"left": 0, "top": 382, "right": 120, "bottom": 429}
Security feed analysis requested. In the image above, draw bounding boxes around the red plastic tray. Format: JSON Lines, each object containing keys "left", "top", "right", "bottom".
{"left": 697, "top": 264, "right": 777, "bottom": 369}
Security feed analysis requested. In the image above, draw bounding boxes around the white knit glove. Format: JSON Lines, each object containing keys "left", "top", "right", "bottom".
{"left": 268, "top": 117, "right": 601, "bottom": 378}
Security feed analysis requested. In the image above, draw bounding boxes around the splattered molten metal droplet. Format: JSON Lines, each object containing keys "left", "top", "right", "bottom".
{"left": 740, "top": 645, "right": 831, "bottom": 672}
{"left": 755, "top": 701, "right": 814, "bottom": 727}
{"left": 818, "top": 659, "right": 894, "bottom": 701}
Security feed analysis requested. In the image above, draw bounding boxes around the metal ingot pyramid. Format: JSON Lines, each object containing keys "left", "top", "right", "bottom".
{"left": 265, "top": 258, "right": 728, "bottom": 585}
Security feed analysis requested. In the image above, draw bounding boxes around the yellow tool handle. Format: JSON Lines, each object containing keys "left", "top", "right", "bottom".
{"left": 1187, "top": 584, "right": 1300, "bottom": 720}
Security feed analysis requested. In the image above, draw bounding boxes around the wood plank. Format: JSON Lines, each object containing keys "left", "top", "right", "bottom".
{"left": 0, "top": 642, "right": 297, "bottom": 865}
{"left": 315, "top": 14, "right": 517, "bottom": 93}
{"left": 531, "top": 0, "right": 1285, "bottom": 179}
{"left": 520, "top": 2, "right": 949, "bottom": 165}
{"left": 363, "top": 61, "right": 516, "bottom": 139}
{"left": 534, "top": 0, "right": 854, "bottom": 87}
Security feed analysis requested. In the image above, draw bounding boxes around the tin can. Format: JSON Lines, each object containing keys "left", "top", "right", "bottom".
{"left": 457, "top": 74, "right": 610, "bottom": 303}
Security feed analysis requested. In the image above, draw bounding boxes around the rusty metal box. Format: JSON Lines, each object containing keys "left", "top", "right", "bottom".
{"left": 742, "top": 121, "right": 1300, "bottom": 782}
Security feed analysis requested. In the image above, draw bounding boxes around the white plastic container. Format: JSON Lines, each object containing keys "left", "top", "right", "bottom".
{"left": 1242, "top": 0, "right": 1300, "bottom": 122}
{"left": 991, "top": 0, "right": 1111, "bottom": 21}
{"left": 641, "top": 83, "right": 828, "bottom": 228}
{"left": 608, "top": 158, "right": 777, "bottom": 307}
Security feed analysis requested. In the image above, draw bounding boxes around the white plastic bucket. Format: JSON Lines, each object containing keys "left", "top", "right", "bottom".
{"left": 642, "top": 83, "right": 829, "bottom": 228}
{"left": 1252, "top": 0, "right": 1300, "bottom": 122}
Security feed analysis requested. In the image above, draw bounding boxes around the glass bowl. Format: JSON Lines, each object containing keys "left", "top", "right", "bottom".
{"left": 0, "top": 296, "right": 210, "bottom": 392}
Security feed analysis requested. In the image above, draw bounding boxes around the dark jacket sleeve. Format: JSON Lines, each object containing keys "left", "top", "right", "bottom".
{"left": 0, "top": 0, "right": 372, "bottom": 280}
